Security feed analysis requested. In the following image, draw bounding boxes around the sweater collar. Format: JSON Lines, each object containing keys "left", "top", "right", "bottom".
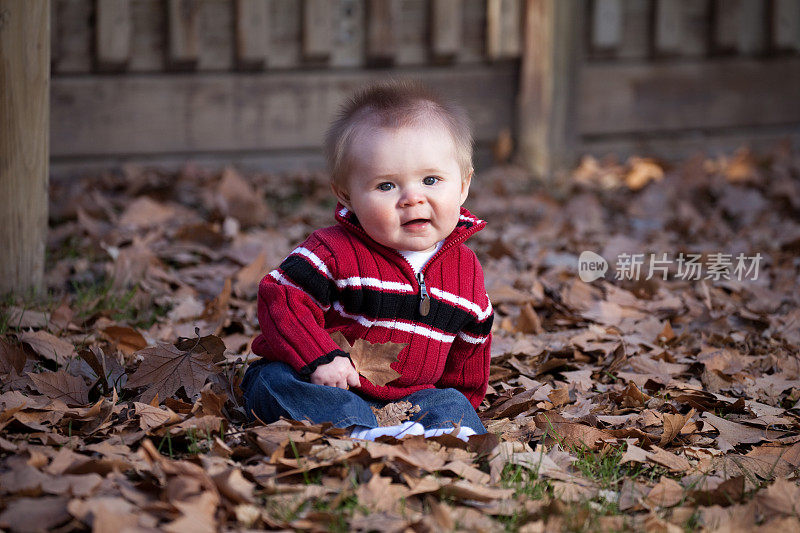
{"left": 334, "top": 203, "right": 487, "bottom": 253}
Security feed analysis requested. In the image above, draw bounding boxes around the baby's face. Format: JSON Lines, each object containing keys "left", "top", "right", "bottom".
{"left": 334, "top": 123, "right": 470, "bottom": 253}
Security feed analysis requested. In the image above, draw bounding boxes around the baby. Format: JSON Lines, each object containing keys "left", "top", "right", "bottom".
{"left": 241, "top": 80, "right": 494, "bottom": 441}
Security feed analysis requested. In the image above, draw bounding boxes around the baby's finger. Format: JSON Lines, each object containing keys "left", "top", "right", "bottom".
{"left": 346, "top": 372, "right": 360, "bottom": 388}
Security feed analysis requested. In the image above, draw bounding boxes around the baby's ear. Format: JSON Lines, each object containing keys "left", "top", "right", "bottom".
{"left": 459, "top": 170, "right": 473, "bottom": 205}
{"left": 331, "top": 182, "right": 351, "bottom": 207}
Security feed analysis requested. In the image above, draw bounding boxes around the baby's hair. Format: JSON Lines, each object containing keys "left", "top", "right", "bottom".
{"left": 324, "top": 79, "right": 473, "bottom": 188}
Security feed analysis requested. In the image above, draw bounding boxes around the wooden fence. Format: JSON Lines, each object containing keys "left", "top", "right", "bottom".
{"left": 49, "top": 0, "right": 800, "bottom": 178}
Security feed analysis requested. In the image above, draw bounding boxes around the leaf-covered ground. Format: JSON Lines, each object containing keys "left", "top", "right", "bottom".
{"left": 1, "top": 146, "right": 800, "bottom": 532}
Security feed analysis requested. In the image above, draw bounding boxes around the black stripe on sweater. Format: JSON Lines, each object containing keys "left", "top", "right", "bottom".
{"left": 462, "top": 313, "right": 494, "bottom": 337}
{"left": 279, "top": 254, "right": 486, "bottom": 336}
{"left": 279, "top": 255, "right": 335, "bottom": 307}
{"left": 336, "top": 287, "right": 476, "bottom": 335}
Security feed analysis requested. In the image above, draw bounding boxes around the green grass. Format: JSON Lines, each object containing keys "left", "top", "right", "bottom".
{"left": 1, "top": 276, "right": 168, "bottom": 337}
{"left": 70, "top": 278, "right": 168, "bottom": 329}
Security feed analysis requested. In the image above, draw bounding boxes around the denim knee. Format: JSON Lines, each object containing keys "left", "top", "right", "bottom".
{"left": 241, "top": 360, "right": 379, "bottom": 428}
{"left": 405, "top": 387, "right": 486, "bottom": 433}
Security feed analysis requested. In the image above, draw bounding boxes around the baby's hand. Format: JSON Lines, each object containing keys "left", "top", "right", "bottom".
{"left": 310, "top": 356, "right": 360, "bottom": 389}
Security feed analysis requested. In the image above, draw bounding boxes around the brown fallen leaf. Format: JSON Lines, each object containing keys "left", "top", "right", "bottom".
{"left": 660, "top": 408, "right": 696, "bottom": 447}
{"left": 102, "top": 326, "right": 148, "bottom": 356}
{"left": 646, "top": 476, "right": 685, "bottom": 508}
{"left": 77, "top": 346, "right": 126, "bottom": 393}
{"left": 0, "top": 338, "right": 28, "bottom": 375}
{"left": 330, "top": 331, "right": 404, "bottom": 387}
{"left": 17, "top": 330, "right": 74, "bottom": 366}
{"left": 756, "top": 478, "right": 800, "bottom": 516}
{"left": 29, "top": 370, "right": 91, "bottom": 406}
{"left": 702, "top": 412, "right": 785, "bottom": 450}
{"left": 371, "top": 400, "right": 420, "bottom": 426}
{"left": 233, "top": 251, "right": 267, "bottom": 298}
{"left": 0, "top": 496, "right": 71, "bottom": 532}
{"left": 164, "top": 491, "right": 218, "bottom": 533}
{"left": 126, "top": 343, "right": 216, "bottom": 404}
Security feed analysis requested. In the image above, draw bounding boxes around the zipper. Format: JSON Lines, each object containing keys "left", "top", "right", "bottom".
{"left": 417, "top": 272, "right": 431, "bottom": 316}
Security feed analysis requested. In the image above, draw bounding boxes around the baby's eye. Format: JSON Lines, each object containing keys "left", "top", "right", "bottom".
{"left": 422, "top": 176, "right": 440, "bottom": 186}
{"left": 377, "top": 182, "right": 394, "bottom": 191}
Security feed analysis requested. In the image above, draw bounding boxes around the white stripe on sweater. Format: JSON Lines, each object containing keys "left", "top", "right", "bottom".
{"left": 335, "top": 277, "right": 414, "bottom": 292}
{"left": 457, "top": 331, "right": 489, "bottom": 345}
{"left": 332, "top": 302, "right": 456, "bottom": 343}
{"left": 430, "top": 287, "right": 493, "bottom": 321}
{"left": 290, "top": 247, "right": 332, "bottom": 278}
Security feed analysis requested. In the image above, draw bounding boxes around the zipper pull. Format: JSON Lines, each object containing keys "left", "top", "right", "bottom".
{"left": 417, "top": 272, "right": 430, "bottom": 316}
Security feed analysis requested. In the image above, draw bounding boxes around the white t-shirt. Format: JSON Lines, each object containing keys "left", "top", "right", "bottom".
{"left": 398, "top": 241, "right": 444, "bottom": 274}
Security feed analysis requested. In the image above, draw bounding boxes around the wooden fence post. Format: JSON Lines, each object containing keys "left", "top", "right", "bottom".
{"left": 0, "top": 0, "right": 50, "bottom": 294}
{"left": 517, "top": 0, "right": 581, "bottom": 181}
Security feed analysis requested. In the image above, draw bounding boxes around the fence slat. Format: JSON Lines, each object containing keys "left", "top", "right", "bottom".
{"left": 487, "top": 0, "right": 522, "bottom": 60}
{"left": 714, "top": 0, "right": 765, "bottom": 55}
{"left": 303, "top": 0, "right": 331, "bottom": 61}
{"left": 773, "top": 0, "right": 800, "bottom": 52}
{"left": 654, "top": 0, "right": 683, "bottom": 54}
{"left": 432, "top": 0, "right": 462, "bottom": 59}
{"left": 518, "top": 0, "right": 580, "bottom": 178}
{"left": 235, "top": 0, "right": 269, "bottom": 69}
{"left": 168, "top": 0, "right": 200, "bottom": 68}
{"left": 367, "top": 0, "right": 397, "bottom": 64}
{"left": 1, "top": 0, "right": 49, "bottom": 293}
{"left": 96, "top": 0, "right": 131, "bottom": 70}
{"left": 591, "top": 0, "right": 622, "bottom": 51}
{"left": 50, "top": 66, "right": 517, "bottom": 155}
{"left": 330, "top": 0, "right": 365, "bottom": 67}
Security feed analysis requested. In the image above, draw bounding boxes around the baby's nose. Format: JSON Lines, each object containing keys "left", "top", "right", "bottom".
{"left": 399, "top": 186, "right": 425, "bottom": 206}
{"left": 399, "top": 190, "right": 424, "bottom": 206}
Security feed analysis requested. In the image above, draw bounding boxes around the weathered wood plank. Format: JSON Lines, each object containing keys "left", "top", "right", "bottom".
{"left": 367, "top": 0, "right": 398, "bottom": 64}
{"left": 713, "top": 0, "right": 765, "bottom": 55}
{"left": 591, "top": 0, "right": 623, "bottom": 51}
{"left": 51, "top": 0, "right": 92, "bottom": 73}
{"left": 95, "top": 0, "right": 131, "bottom": 70}
{"left": 459, "top": 0, "right": 487, "bottom": 63}
{"left": 129, "top": 0, "right": 166, "bottom": 72}
{"left": 396, "top": 0, "right": 427, "bottom": 65}
{"left": 654, "top": 0, "right": 683, "bottom": 54}
{"left": 1, "top": 0, "right": 49, "bottom": 292}
{"left": 236, "top": 0, "right": 269, "bottom": 69}
{"left": 270, "top": 0, "right": 302, "bottom": 68}
{"left": 577, "top": 58, "right": 800, "bottom": 134}
{"left": 330, "top": 0, "right": 365, "bottom": 67}
{"left": 432, "top": 0, "right": 462, "bottom": 59}
{"left": 773, "top": 0, "right": 800, "bottom": 52}
{"left": 518, "top": 0, "right": 581, "bottom": 178}
{"left": 579, "top": 127, "right": 800, "bottom": 160}
{"left": 615, "top": 0, "right": 650, "bottom": 59}
{"left": 487, "top": 0, "right": 522, "bottom": 60}
{"left": 654, "top": 0, "right": 710, "bottom": 57}
{"left": 50, "top": 66, "right": 517, "bottom": 156}
{"left": 303, "top": 0, "right": 331, "bottom": 61}
{"left": 198, "top": 1, "right": 234, "bottom": 70}
{"left": 167, "top": 0, "right": 200, "bottom": 68}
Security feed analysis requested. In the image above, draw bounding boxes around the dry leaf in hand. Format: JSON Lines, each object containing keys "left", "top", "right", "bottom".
{"left": 330, "top": 331, "right": 404, "bottom": 387}
{"left": 126, "top": 343, "right": 216, "bottom": 404}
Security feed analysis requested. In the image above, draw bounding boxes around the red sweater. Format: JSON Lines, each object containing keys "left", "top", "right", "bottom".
{"left": 252, "top": 204, "right": 493, "bottom": 409}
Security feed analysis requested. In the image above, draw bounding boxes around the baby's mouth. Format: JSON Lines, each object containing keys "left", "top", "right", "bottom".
{"left": 402, "top": 219, "right": 430, "bottom": 226}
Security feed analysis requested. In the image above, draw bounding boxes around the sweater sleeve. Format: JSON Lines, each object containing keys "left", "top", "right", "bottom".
{"left": 436, "top": 258, "right": 494, "bottom": 409}
{"left": 252, "top": 235, "right": 349, "bottom": 376}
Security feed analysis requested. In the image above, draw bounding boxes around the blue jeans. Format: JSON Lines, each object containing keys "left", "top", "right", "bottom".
{"left": 240, "top": 360, "right": 486, "bottom": 433}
